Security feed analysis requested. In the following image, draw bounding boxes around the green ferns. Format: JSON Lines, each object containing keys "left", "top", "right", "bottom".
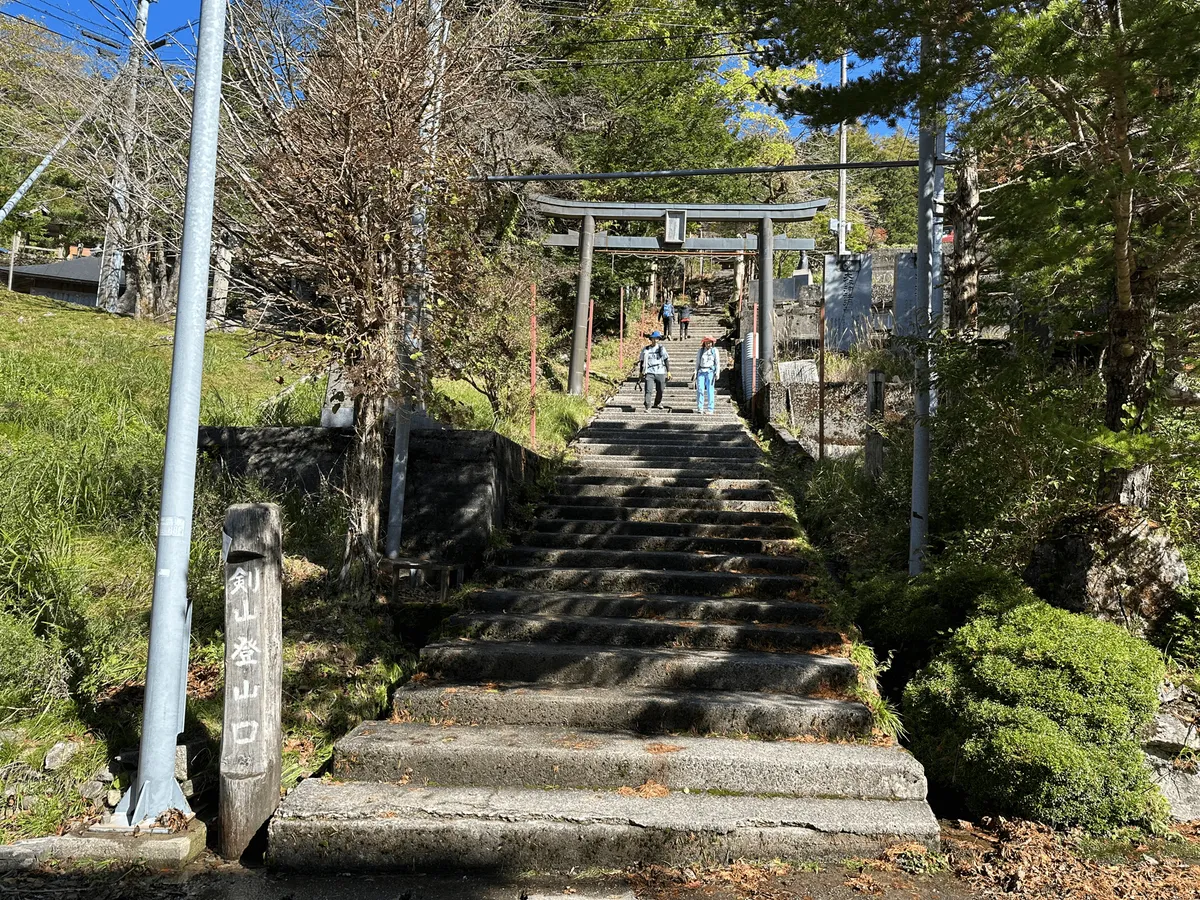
{"left": 905, "top": 601, "right": 1167, "bottom": 833}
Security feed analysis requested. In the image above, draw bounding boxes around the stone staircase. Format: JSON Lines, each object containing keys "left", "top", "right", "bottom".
{"left": 268, "top": 310, "right": 937, "bottom": 872}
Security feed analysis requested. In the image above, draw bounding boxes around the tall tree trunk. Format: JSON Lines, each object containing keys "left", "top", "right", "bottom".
{"left": 949, "top": 149, "right": 980, "bottom": 334}
{"left": 208, "top": 229, "right": 233, "bottom": 325}
{"left": 340, "top": 390, "right": 387, "bottom": 595}
{"left": 1099, "top": 11, "right": 1154, "bottom": 508}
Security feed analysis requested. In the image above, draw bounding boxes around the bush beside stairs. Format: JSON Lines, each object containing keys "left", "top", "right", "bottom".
{"left": 268, "top": 311, "right": 938, "bottom": 872}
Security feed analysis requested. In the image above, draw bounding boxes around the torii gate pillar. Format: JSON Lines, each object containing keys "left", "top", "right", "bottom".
{"left": 758, "top": 215, "right": 775, "bottom": 383}
{"left": 568, "top": 213, "right": 596, "bottom": 395}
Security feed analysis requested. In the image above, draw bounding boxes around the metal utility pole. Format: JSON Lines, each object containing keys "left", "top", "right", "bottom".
{"left": 97, "top": 0, "right": 152, "bottom": 314}
{"left": 115, "top": 0, "right": 227, "bottom": 828}
{"left": 386, "top": 0, "right": 449, "bottom": 557}
{"left": 908, "top": 42, "right": 940, "bottom": 577}
{"left": 836, "top": 53, "right": 848, "bottom": 257}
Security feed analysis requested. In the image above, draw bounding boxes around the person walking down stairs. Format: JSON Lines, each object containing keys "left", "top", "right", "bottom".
{"left": 691, "top": 335, "right": 720, "bottom": 415}
{"left": 639, "top": 330, "right": 670, "bottom": 412}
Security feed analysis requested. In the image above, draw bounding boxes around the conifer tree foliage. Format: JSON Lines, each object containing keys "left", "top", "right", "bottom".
{"left": 720, "top": 0, "right": 1200, "bottom": 508}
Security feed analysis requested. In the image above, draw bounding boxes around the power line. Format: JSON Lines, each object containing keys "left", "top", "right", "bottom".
{"left": 8, "top": 0, "right": 126, "bottom": 39}
{"left": 0, "top": 10, "right": 109, "bottom": 52}
{"left": 522, "top": 49, "right": 759, "bottom": 69}
{"left": 480, "top": 160, "right": 922, "bottom": 183}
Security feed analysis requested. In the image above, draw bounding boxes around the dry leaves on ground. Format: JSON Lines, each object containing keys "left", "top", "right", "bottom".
{"left": 618, "top": 780, "right": 669, "bottom": 798}
{"left": 951, "top": 819, "right": 1200, "bottom": 899}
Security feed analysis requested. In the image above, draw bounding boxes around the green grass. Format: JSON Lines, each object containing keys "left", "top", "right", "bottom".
{"left": 0, "top": 292, "right": 395, "bottom": 840}
{"left": 0, "top": 291, "right": 634, "bottom": 841}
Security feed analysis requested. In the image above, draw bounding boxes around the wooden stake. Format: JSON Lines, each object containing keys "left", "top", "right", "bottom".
{"left": 530, "top": 284, "right": 537, "bottom": 448}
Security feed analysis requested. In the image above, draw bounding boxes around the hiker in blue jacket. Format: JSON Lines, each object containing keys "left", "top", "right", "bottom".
{"left": 639, "top": 331, "right": 671, "bottom": 412}
{"left": 690, "top": 336, "right": 720, "bottom": 415}
{"left": 659, "top": 298, "right": 674, "bottom": 339}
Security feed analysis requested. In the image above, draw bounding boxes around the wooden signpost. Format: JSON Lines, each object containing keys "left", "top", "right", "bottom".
{"left": 218, "top": 503, "right": 283, "bottom": 859}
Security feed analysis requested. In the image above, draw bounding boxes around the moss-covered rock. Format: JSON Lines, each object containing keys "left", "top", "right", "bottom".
{"left": 904, "top": 601, "right": 1168, "bottom": 832}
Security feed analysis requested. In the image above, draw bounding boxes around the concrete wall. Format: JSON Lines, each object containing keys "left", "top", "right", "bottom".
{"left": 765, "top": 379, "right": 914, "bottom": 462}
{"left": 197, "top": 426, "right": 545, "bottom": 571}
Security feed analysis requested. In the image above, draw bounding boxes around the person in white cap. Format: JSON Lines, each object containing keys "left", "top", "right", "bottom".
{"left": 690, "top": 336, "right": 720, "bottom": 415}
{"left": 639, "top": 330, "right": 670, "bottom": 412}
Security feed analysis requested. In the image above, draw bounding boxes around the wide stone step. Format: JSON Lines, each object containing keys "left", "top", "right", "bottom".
{"left": 531, "top": 518, "right": 798, "bottom": 539}
{"left": 499, "top": 547, "right": 814, "bottom": 576}
{"left": 420, "top": 640, "right": 854, "bottom": 694}
{"left": 548, "top": 484, "right": 778, "bottom": 502}
{"left": 573, "top": 431, "right": 752, "bottom": 445}
{"left": 540, "top": 494, "right": 779, "bottom": 512}
{"left": 569, "top": 461, "right": 770, "bottom": 479}
{"left": 488, "top": 565, "right": 809, "bottom": 598}
{"left": 537, "top": 506, "right": 792, "bottom": 526}
{"left": 464, "top": 589, "right": 827, "bottom": 625}
{"left": 586, "top": 421, "right": 746, "bottom": 434}
{"left": 519, "top": 530, "right": 776, "bottom": 554}
{"left": 269, "top": 781, "right": 938, "bottom": 872}
{"left": 332, "top": 724, "right": 928, "bottom": 801}
{"left": 594, "top": 407, "right": 742, "bottom": 420}
{"left": 444, "top": 612, "right": 842, "bottom": 653}
{"left": 394, "top": 682, "right": 870, "bottom": 737}
{"left": 576, "top": 443, "right": 760, "bottom": 459}
{"left": 557, "top": 474, "right": 773, "bottom": 490}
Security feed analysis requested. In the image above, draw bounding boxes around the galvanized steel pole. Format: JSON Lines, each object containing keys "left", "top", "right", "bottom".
{"left": 118, "top": 0, "right": 226, "bottom": 827}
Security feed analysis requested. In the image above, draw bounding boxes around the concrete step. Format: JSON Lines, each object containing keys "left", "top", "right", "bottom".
{"left": 420, "top": 640, "right": 854, "bottom": 694}
{"left": 540, "top": 495, "right": 779, "bottom": 513}
{"left": 549, "top": 484, "right": 778, "bottom": 501}
{"left": 444, "top": 612, "right": 843, "bottom": 653}
{"left": 594, "top": 407, "right": 742, "bottom": 420}
{"left": 499, "top": 547, "right": 815, "bottom": 576}
{"left": 573, "top": 431, "right": 752, "bottom": 445}
{"left": 537, "top": 506, "right": 793, "bottom": 526}
{"left": 332, "top": 724, "right": 928, "bottom": 801}
{"left": 488, "top": 565, "right": 810, "bottom": 598}
{"left": 568, "top": 462, "right": 770, "bottom": 479}
{"left": 518, "top": 530, "right": 778, "bottom": 554}
{"left": 557, "top": 474, "right": 773, "bottom": 490}
{"left": 585, "top": 421, "right": 746, "bottom": 434}
{"left": 393, "top": 683, "right": 872, "bottom": 738}
{"left": 576, "top": 443, "right": 760, "bottom": 459}
{"left": 464, "top": 589, "right": 827, "bottom": 625}
{"left": 269, "top": 781, "right": 939, "bottom": 872}
{"left": 530, "top": 518, "right": 798, "bottom": 539}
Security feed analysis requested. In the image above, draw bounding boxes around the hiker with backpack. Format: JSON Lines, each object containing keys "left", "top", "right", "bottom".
{"left": 660, "top": 298, "right": 674, "bottom": 339}
{"left": 678, "top": 297, "right": 692, "bottom": 339}
{"left": 639, "top": 331, "right": 671, "bottom": 412}
{"left": 690, "top": 336, "right": 720, "bottom": 415}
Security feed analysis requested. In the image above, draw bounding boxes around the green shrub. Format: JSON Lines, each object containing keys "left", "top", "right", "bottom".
{"left": 854, "top": 561, "right": 1033, "bottom": 692}
{"left": 904, "top": 601, "right": 1167, "bottom": 832}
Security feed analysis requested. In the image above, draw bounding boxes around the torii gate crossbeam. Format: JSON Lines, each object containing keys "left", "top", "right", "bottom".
{"left": 535, "top": 195, "right": 831, "bottom": 394}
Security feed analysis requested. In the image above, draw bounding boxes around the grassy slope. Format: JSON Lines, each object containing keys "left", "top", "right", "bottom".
{"left": 0, "top": 291, "right": 634, "bottom": 841}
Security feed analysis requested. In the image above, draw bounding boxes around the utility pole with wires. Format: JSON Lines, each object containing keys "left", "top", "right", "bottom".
{"left": 97, "top": 0, "right": 152, "bottom": 314}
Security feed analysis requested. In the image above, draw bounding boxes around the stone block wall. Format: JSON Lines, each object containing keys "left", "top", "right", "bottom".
{"left": 196, "top": 426, "right": 544, "bottom": 571}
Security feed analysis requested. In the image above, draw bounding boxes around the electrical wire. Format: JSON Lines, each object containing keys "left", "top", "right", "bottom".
{"left": 7, "top": 0, "right": 127, "bottom": 40}
{"left": 522, "top": 49, "right": 759, "bottom": 69}
{"left": 0, "top": 10, "right": 110, "bottom": 53}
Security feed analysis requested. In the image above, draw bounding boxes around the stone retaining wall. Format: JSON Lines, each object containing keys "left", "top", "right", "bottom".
{"left": 197, "top": 426, "right": 545, "bottom": 570}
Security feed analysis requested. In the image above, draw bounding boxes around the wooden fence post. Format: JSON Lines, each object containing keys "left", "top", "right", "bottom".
{"left": 866, "top": 369, "right": 886, "bottom": 480}
{"left": 218, "top": 503, "right": 283, "bottom": 859}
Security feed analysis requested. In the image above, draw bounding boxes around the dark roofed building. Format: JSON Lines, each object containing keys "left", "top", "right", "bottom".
{"left": 11, "top": 256, "right": 123, "bottom": 307}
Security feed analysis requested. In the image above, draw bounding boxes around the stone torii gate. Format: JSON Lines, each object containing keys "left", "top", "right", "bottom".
{"left": 536, "top": 195, "right": 830, "bottom": 394}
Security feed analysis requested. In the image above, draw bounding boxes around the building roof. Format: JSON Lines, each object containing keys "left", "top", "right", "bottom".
{"left": 12, "top": 256, "right": 122, "bottom": 287}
